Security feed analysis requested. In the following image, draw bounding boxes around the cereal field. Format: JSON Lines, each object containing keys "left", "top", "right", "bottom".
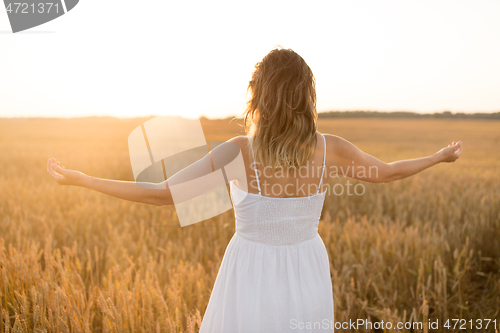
{"left": 0, "top": 116, "right": 499, "bottom": 332}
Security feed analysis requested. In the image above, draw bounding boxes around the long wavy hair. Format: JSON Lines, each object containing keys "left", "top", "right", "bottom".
{"left": 243, "top": 47, "right": 318, "bottom": 170}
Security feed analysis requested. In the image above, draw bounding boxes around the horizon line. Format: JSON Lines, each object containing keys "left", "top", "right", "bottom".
{"left": 1, "top": 109, "right": 500, "bottom": 121}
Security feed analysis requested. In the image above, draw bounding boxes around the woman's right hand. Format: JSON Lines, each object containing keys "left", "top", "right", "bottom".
{"left": 47, "top": 158, "right": 87, "bottom": 186}
{"left": 437, "top": 141, "right": 463, "bottom": 163}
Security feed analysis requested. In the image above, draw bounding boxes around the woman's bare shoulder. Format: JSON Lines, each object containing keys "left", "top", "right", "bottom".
{"left": 322, "top": 133, "right": 353, "bottom": 150}
{"left": 321, "top": 133, "right": 360, "bottom": 163}
{"left": 225, "top": 136, "right": 248, "bottom": 150}
{"left": 210, "top": 136, "right": 248, "bottom": 156}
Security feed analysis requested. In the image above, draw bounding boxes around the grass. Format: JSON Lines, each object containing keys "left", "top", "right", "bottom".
{"left": 0, "top": 116, "right": 499, "bottom": 332}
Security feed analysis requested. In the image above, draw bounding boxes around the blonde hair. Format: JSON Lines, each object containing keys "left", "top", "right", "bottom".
{"left": 243, "top": 47, "right": 318, "bottom": 170}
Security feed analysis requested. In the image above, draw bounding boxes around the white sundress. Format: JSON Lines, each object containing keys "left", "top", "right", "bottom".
{"left": 199, "top": 134, "right": 335, "bottom": 333}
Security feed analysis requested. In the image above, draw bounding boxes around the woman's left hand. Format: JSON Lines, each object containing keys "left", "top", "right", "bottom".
{"left": 47, "top": 158, "right": 87, "bottom": 186}
{"left": 437, "top": 141, "right": 463, "bottom": 163}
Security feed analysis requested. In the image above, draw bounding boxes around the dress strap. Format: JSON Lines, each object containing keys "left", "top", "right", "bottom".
{"left": 317, "top": 133, "right": 326, "bottom": 194}
{"left": 246, "top": 136, "right": 262, "bottom": 195}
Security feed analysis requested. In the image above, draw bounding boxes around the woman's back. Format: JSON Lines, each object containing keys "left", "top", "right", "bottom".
{"left": 233, "top": 131, "right": 328, "bottom": 198}
{"left": 230, "top": 133, "right": 327, "bottom": 246}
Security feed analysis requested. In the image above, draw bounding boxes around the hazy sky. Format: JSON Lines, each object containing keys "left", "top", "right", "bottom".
{"left": 1, "top": 0, "right": 499, "bottom": 119}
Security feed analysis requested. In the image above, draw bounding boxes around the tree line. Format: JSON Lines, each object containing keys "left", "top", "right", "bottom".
{"left": 317, "top": 110, "right": 500, "bottom": 119}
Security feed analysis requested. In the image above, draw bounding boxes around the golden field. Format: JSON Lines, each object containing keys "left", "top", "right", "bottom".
{"left": 0, "top": 116, "right": 499, "bottom": 332}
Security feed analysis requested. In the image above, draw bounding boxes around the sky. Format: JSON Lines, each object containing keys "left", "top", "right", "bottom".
{"left": 1, "top": 0, "right": 499, "bottom": 119}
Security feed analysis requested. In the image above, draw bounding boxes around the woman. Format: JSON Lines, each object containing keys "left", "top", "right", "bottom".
{"left": 47, "top": 47, "right": 462, "bottom": 332}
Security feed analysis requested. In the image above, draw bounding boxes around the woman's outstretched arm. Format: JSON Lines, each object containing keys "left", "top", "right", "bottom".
{"left": 325, "top": 134, "right": 462, "bottom": 183}
{"left": 47, "top": 157, "right": 172, "bottom": 206}
{"left": 47, "top": 136, "right": 246, "bottom": 206}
